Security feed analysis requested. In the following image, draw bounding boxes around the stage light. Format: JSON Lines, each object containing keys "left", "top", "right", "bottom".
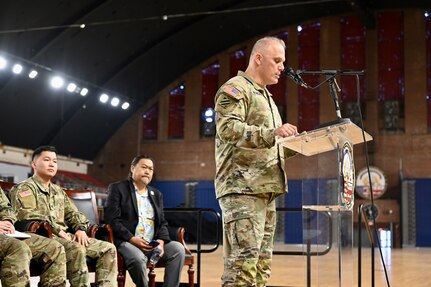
{"left": 0, "top": 57, "right": 7, "bottom": 69}
{"left": 425, "top": 11, "right": 430, "bottom": 18}
{"left": 67, "top": 83, "right": 77, "bottom": 92}
{"left": 110, "top": 97, "right": 120, "bottom": 107}
{"left": 50, "top": 76, "right": 64, "bottom": 89}
{"left": 99, "top": 93, "right": 109, "bottom": 103}
{"left": 1, "top": 52, "right": 130, "bottom": 111}
{"left": 12, "top": 64, "right": 23, "bottom": 74}
{"left": 121, "top": 102, "right": 130, "bottom": 110}
{"left": 201, "top": 107, "right": 216, "bottom": 136}
{"left": 80, "top": 87, "right": 88, "bottom": 96}
{"left": 28, "top": 70, "right": 38, "bottom": 79}
{"left": 297, "top": 25, "right": 303, "bottom": 32}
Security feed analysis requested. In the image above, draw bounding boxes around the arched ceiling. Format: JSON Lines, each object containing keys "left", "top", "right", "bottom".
{"left": 0, "top": 0, "right": 428, "bottom": 159}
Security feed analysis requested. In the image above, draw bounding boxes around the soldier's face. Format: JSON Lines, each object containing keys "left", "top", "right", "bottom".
{"left": 259, "top": 42, "right": 285, "bottom": 85}
{"left": 130, "top": 158, "right": 154, "bottom": 187}
{"left": 32, "top": 151, "right": 58, "bottom": 179}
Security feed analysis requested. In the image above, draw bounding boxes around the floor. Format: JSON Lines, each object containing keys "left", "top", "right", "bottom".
{"left": 132, "top": 246, "right": 431, "bottom": 287}
{"left": 10, "top": 245, "right": 429, "bottom": 287}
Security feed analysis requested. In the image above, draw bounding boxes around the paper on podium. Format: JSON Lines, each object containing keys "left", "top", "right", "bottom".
{"left": 277, "top": 118, "right": 372, "bottom": 156}
{"left": 3, "top": 230, "right": 31, "bottom": 239}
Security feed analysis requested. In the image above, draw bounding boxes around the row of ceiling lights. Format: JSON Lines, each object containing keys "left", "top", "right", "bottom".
{"left": 0, "top": 55, "right": 130, "bottom": 110}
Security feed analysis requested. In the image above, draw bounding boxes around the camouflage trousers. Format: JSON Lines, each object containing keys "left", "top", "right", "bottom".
{"left": 219, "top": 193, "right": 276, "bottom": 287}
{"left": 55, "top": 235, "right": 118, "bottom": 287}
{"left": 23, "top": 233, "right": 67, "bottom": 287}
{"left": 0, "top": 234, "right": 31, "bottom": 287}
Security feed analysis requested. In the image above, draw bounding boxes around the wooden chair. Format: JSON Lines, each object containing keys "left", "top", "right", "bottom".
{"left": 63, "top": 189, "right": 116, "bottom": 285}
{"left": 147, "top": 226, "right": 195, "bottom": 287}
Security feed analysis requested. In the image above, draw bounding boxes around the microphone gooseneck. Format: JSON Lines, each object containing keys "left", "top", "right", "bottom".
{"left": 283, "top": 67, "right": 310, "bottom": 89}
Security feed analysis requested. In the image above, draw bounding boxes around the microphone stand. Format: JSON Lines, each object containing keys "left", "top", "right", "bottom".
{"left": 296, "top": 69, "right": 364, "bottom": 126}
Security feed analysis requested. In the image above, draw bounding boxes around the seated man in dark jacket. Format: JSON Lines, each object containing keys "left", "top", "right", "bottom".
{"left": 105, "top": 155, "right": 185, "bottom": 287}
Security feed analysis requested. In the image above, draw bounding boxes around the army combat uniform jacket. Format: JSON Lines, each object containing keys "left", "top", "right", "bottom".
{"left": 1, "top": 186, "right": 67, "bottom": 287}
{"left": 0, "top": 187, "right": 32, "bottom": 286}
{"left": 10, "top": 175, "right": 89, "bottom": 235}
{"left": 10, "top": 176, "right": 118, "bottom": 287}
{"left": 215, "top": 71, "right": 293, "bottom": 199}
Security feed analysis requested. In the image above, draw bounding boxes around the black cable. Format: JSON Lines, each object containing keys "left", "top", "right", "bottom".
{"left": 0, "top": 0, "right": 340, "bottom": 35}
{"left": 355, "top": 74, "right": 391, "bottom": 287}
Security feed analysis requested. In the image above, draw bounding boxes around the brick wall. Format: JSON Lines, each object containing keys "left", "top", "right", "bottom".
{"left": 89, "top": 10, "right": 431, "bottom": 201}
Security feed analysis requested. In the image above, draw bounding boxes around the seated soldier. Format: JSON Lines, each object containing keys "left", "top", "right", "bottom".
{"left": 9, "top": 146, "right": 118, "bottom": 287}
{"left": 0, "top": 228, "right": 32, "bottom": 287}
{"left": 1, "top": 186, "right": 67, "bottom": 287}
{"left": 105, "top": 155, "right": 185, "bottom": 287}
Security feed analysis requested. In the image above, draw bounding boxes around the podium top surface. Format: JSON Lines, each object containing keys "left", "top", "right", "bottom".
{"left": 276, "top": 118, "right": 372, "bottom": 156}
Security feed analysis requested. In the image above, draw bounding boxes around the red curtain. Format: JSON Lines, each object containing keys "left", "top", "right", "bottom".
{"left": 298, "top": 23, "right": 320, "bottom": 131}
{"left": 377, "top": 12, "right": 404, "bottom": 101}
{"left": 340, "top": 16, "right": 366, "bottom": 101}
{"left": 168, "top": 84, "right": 185, "bottom": 139}
{"left": 142, "top": 102, "right": 158, "bottom": 140}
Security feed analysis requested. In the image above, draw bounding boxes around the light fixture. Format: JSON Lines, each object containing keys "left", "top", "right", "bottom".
{"left": 50, "top": 76, "right": 64, "bottom": 89}
{"left": 99, "top": 93, "right": 109, "bottom": 103}
{"left": 110, "top": 97, "right": 120, "bottom": 107}
{"left": 425, "top": 11, "right": 430, "bottom": 18}
{"left": 0, "top": 52, "right": 131, "bottom": 111}
{"left": 297, "top": 25, "right": 303, "bottom": 32}
{"left": 12, "top": 64, "right": 23, "bottom": 74}
{"left": 28, "top": 70, "right": 38, "bottom": 79}
{"left": 201, "top": 107, "right": 216, "bottom": 137}
{"left": 0, "top": 57, "right": 7, "bottom": 69}
{"left": 67, "top": 83, "right": 77, "bottom": 93}
{"left": 80, "top": 87, "right": 88, "bottom": 96}
{"left": 203, "top": 108, "right": 215, "bottom": 123}
{"left": 121, "top": 102, "right": 130, "bottom": 110}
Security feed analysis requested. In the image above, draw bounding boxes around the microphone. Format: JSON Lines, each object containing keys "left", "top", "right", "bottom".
{"left": 283, "top": 67, "right": 310, "bottom": 89}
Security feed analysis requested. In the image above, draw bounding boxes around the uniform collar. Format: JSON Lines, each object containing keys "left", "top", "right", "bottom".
{"left": 31, "top": 175, "right": 51, "bottom": 193}
{"left": 237, "top": 71, "right": 272, "bottom": 97}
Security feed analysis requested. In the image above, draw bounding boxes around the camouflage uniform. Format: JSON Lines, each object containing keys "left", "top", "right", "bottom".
{"left": 10, "top": 176, "right": 118, "bottom": 287}
{"left": 1, "top": 187, "right": 67, "bottom": 287}
{"left": 215, "top": 71, "right": 294, "bottom": 286}
{"left": 0, "top": 234, "right": 31, "bottom": 287}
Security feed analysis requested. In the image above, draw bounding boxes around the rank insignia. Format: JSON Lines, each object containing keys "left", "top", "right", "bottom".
{"left": 218, "top": 95, "right": 233, "bottom": 108}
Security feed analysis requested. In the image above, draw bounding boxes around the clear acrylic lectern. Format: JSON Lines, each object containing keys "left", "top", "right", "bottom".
{"left": 277, "top": 118, "right": 372, "bottom": 287}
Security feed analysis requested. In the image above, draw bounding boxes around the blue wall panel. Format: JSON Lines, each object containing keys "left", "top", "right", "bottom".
{"left": 284, "top": 180, "right": 303, "bottom": 244}
{"left": 153, "top": 179, "right": 335, "bottom": 245}
{"left": 415, "top": 179, "right": 431, "bottom": 247}
{"left": 152, "top": 181, "right": 185, "bottom": 208}
{"left": 195, "top": 181, "right": 221, "bottom": 214}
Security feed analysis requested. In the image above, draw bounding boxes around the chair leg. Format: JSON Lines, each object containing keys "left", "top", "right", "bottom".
{"left": 188, "top": 264, "right": 195, "bottom": 287}
{"left": 117, "top": 275, "right": 126, "bottom": 287}
{"left": 148, "top": 267, "right": 156, "bottom": 287}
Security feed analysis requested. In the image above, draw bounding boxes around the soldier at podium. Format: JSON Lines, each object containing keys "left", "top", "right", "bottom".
{"left": 214, "top": 36, "right": 297, "bottom": 287}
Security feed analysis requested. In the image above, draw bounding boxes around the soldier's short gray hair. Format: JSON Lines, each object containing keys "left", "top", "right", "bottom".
{"left": 250, "top": 36, "right": 286, "bottom": 57}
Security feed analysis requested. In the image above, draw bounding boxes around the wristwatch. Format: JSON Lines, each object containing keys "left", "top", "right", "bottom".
{"left": 77, "top": 225, "right": 87, "bottom": 232}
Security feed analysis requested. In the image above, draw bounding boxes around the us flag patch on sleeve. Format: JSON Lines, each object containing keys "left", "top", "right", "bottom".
{"left": 223, "top": 85, "right": 239, "bottom": 97}
{"left": 19, "top": 190, "right": 32, "bottom": 197}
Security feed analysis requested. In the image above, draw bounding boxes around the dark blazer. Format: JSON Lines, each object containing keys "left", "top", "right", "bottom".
{"left": 104, "top": 179, "right": 170, "bottom": 247}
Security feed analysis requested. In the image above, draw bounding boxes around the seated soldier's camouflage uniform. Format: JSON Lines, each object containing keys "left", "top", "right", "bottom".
{"left": 10, "top": 177, "right": 118, "bottom": 287}
{"left": 0, "top": 230, "right": 31, "bottom": 287}
{"left": 1, "top": 186, "right": 67, "bottom": 287}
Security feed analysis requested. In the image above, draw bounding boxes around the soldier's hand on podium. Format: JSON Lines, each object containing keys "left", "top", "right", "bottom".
{"left": 275, "top": 123, "right": 298, "bottom": 138}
